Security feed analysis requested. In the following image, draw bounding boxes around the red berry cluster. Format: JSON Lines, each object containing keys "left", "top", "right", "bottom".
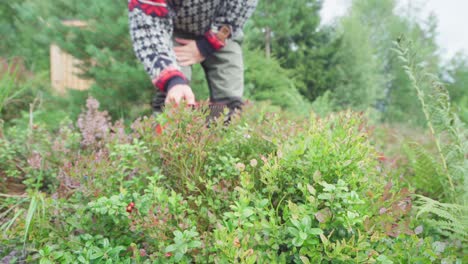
{"left": 126, "top": 202, "right": 136, "bottom": 213}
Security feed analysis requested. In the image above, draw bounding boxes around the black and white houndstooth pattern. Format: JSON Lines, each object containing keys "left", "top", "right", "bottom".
{"left": 128, "top": 0, "right": 257, "bottom": 85}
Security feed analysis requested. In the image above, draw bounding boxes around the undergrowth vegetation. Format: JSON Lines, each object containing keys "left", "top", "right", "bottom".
{"left": 393, "top": 39, "right": 468, "bottom": 249}
{"left": 0, "top": 97, "right": 465, "bottom": 263}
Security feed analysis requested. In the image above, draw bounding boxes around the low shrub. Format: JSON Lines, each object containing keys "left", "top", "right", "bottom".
{"left": 0, "top": 98, "right": 463, "bottom": 263}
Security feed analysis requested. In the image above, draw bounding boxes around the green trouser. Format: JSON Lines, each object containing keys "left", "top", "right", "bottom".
{"left": 152, "top": 31, "right": 245, "bottom": 113}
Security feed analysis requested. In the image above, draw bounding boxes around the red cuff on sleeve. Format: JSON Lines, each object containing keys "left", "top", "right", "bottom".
{"left": 128, "top": 0, "right": 169, "bottom": 18}
{"left": 204, "top": 30, "right": 226, "bottom": 51}
{"left": 153, "top": 67, "right": 187, "bottom": 92}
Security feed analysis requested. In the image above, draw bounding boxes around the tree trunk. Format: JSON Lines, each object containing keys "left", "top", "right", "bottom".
{"left": 265, "top": 26, "right": 271, "bottom": 58}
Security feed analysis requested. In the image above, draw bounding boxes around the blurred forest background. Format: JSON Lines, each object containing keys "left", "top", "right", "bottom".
{"left": 1, "top": 0, "right": 466, "bottom": 126}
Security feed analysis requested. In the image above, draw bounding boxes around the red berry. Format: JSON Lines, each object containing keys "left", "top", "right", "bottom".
{"left": 378, "top": 154, "right": 387, "bottom": 162}
{"left": 126, "top": 206, "right": 133, "bottom": 213}
{"left": 165, "top": 252, "right": 172, "bottom": 257}
{"left": 155, "top": 124, "right": 164, "bottom": 135}
{"left": 129, "top": 202, "right": 135, "bottom": 208}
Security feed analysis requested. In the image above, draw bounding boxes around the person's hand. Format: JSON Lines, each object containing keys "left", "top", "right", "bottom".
{"left": 174, "top": 38, "right": 205, "bottom": 66}
{"left": 165, "top": 84, "right": 196, "bottom": 106}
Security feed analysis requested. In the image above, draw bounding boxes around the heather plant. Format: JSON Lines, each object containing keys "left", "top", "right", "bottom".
{"left": 77, "top": 97, "right": 112, "bottom": 148}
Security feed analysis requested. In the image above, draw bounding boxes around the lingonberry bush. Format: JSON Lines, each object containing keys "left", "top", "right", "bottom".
{"left": 0, "top": 97, "right": 464, "bottom": 263}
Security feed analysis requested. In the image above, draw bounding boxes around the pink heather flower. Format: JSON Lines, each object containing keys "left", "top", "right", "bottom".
{"left": 27, "top": 152, "right": 42, "bottom": 170}
{"left": 77, "top": 97, "right": 111, "bottom": 147}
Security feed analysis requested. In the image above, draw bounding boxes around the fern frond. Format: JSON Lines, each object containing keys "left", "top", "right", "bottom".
{"left": 404, "top": 143, "right": 444, "bottom": 197}
{"left": 414, "top": 195, "right": 468, "bottom": 241}
{"left": 395, "top": 38, "right": 468, "bottom": 203}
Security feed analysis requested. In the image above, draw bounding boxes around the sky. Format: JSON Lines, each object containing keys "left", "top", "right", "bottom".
{"left": 321, "top": 0, "right": 468, "bottom": 60}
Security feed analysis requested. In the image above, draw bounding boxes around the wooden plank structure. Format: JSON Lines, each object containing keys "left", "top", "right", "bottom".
{"left": 50, "top": 20, "right": 93, "bottom": 94}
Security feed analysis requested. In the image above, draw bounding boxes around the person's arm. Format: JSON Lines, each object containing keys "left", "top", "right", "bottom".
{"left": 128, "top": 0, "right": 187, "bottom": 92}
{"left": 195, "top": 0, "right": 258, "bottom": 57}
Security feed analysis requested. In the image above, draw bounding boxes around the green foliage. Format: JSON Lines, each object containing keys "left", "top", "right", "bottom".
{"left": 395, "top": 38, "right": 468, "bottom": 247}
{"left": 0, "top": 3, "right": 18, "bottom": 55}
{"left": 43, "top": 0, "right": 151, "bottom": 119}
{"left": 414, "top": 195, "right": 468, "bottom": 242}
{"left": 445, "top": 54, "right": 468, "bottom": 123}
{"left": 244, "top": 49, "right": 311, "bottom": 114}
{"left": 331, "top": 0, "right": 443, "bottom": 122}
{"left": 0, "top": 1, "right": 57, "bottom": 70}
{"left": 331, "top": 6, "right": 385, "bottom": 110}
{"left": 165, "top": 228, "right": 202, "bottom": 262}
{"left": 0, "top": 134, "right": 23, "bottom": 182}
{"left": 395, "top": 38, "right": 468, "bottom": 203}
{"left": 382, "top": 9, "right": 441, "bottom": 125}
{"left": 1, "top": 99, "right": 463, "bottom": 262}
{"left": 0, "top": 66, "right": 26, "bottom": 116}
{"left": 403, "top": 143, "right": 444, "bottom": 197}
{"left": 310, "top": 91, "right": 335, "bottom": 117}
{"left": 247, "top": 0, "right": 342, "bottom": 103}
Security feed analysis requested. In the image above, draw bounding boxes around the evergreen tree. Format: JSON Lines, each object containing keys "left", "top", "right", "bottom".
{"left": 243, "top": 49, "right": 310, "bottom": 114}
{"left": 0, "top": 3, "right": 17, "bottom": 54}
{"left": 40, "top": 0, "right": 151, "bottom": 118}
{"left": 333, "top": 0, "right": 442, "bottom": 121}
{"left": 331, "top": 7, "right": 385, "bottom": 110}
{"left": 247, "top": 0, "right": 341, "bottom": 102}
{"left": 1, "top": 1, "right": 51, "bottom": 68}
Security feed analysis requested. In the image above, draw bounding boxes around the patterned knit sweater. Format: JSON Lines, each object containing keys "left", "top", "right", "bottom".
{"left": 128, "top": 0, "right": 258, "bottom": 92}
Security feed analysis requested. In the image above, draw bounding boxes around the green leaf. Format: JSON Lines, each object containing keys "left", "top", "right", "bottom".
{"left": 292, "top": 237, "right": 303, "bottom": 247}
{"left": 291, "top": 218, "right": 301, "bottom": 228}
{"left": 299, "top": 231, "right": 308, "bottom": 240}
{"left": 78, "top": 255, "right": 87, "bottom": 263}
{"left": 301, "top": 216, "right": 311, "bottom": 227}
{"left": 318, "top": 193, "right": 332, "bottom": 200}
{"left": 52, "top": 251, "right": 64, "bottom": 259}
{"left": 376, "top": 254, "right": 393, "bottom": 264}
{"left": 165, "top": 244, "right": 177, "bottom": 252}
{"left": 188, "top": 241, "right": 202, "bottom": 248}
{"left": 39, "top": 258, "right": 54, "bottom": 264}
{"left": 242, "top": 208, "right": 255, "bottom": 218}
{"left": 309, "top": 228, "right": 323, "bottom": 235}
{"left": 89, "top": 251, "right": 103, "bottom": 260}
{"left": 307, "top": 184, "right": 316, "bottom": 196}
{"left": 175, "top": 252, "right": 184, "bottom": 262}
{"left": 174, "top": 230, "right": 183, "bottom": 238}
{"left": 102, "top": 238, "right": 110, "bottom": 248}
{"left": 288, "top": 227, "right": 299, "bottom": 236}
{"left": 300, "top": 256, "right": 311, "bottom": 264}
